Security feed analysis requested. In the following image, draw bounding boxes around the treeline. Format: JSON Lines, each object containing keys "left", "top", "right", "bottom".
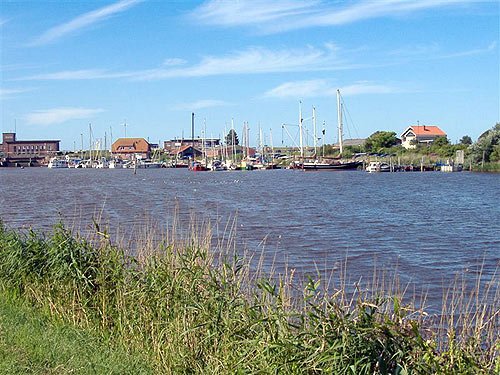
{"left": 327, "top": 123, "right": 500, "bottom": 170}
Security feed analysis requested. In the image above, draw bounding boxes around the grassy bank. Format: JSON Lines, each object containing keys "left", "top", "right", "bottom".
{"left": 0, "top": 290, "right": 152, "bottom": 374}
{"left": 0, "top": 221, "right": 498, "bottom": 374}
{"left": 470, "top": 162, "right": 500, "bottom": 173}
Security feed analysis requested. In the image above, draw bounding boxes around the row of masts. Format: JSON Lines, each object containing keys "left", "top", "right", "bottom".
{"left": 298, "top": 89, "right": 343, "bottom": 158}
{"left": 77, "top": 90, "right": 346, "bottom": 161}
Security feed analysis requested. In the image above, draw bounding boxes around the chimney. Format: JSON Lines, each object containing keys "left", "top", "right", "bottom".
{"left": 424, "top": 125, "right": 427, "bottom": 131}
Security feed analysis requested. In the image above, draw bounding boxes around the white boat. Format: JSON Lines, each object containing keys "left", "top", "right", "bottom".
{"left": 136, "top": 160, "right": 162, "bottom": 168}
{"left": 366, "top": 161, "right": 390, "bottom": 173}
{"left": 123, "top": 159, "right": 162, "bottom": 169}
{"left": 440, "top": 164, "right": 463, "bottom": 172}
{"left": 208, "top": 160, "right": 226, "bottom": 171}
{"left": 47, "top": 157, "right": 68, "bottom": 169}
{"left": 95, "top": 157, "right": 109, "bottom": 169}
{"left": 109, "top": 159, "right": 125, "bottom": 169}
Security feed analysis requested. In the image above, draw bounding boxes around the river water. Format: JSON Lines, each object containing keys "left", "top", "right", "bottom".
{"left": 1, "top": 168, "right": 498, "bottom": 310}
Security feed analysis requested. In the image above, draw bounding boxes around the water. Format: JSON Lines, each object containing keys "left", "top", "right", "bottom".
{"left": 1, "top": 168, "right": 499, "bottom": 310}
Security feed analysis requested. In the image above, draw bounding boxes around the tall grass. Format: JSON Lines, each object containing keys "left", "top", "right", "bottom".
{"left": 0, "top": 218, "right": 498, "bottom": 374}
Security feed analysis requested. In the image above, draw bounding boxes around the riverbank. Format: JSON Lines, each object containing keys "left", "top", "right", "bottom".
{"left": 0, "top": 221, "right": 498, "bottom": 374}
{"left": 0, "top": 290, "right": 152, "bottom": 374}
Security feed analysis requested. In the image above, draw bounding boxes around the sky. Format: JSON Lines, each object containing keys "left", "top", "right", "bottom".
{"left": 1, "top": 0, "right": 499, "bottom": 150}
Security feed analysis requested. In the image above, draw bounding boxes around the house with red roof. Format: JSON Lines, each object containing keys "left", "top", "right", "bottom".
{"left": 400, "top": 125, "right": 447, "bottom": 149}
{"left": 111, "top": 138, "right": 151, "bottom": 160}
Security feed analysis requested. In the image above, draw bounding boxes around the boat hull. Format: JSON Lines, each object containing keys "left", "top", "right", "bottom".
{"left": 303, "top": 161, "right": 362, "bottom": 170}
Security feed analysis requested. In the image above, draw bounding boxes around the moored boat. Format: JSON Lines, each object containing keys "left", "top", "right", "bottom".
{"left": 189, "top": 161, "right": 209, "bottom": 171}
{"left": 366, "top": 161, "right": 390, "bottom": 173}
{"left": 47, "top": 157, "right": 68, "bottom": 169}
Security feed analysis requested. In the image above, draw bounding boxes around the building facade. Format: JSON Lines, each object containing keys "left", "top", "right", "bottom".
{"left": 0, "top": 133, "right": 60, "bottom": 156}
{"left": 164, "top": 138, "right": 220, "bottom": 152}
{"left": 111, "top": 138, "right": 151, "bottom": 159}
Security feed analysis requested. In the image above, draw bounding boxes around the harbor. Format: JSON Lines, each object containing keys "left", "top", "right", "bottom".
{"left": 1, "top": 166, "right": 498, "bottom": 310}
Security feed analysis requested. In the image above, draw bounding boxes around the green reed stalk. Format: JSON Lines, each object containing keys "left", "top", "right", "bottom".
{"left": 0, "top": 219, "right": 498, "bottom": 374}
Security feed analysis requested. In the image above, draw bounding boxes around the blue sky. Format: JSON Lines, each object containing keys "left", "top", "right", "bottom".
{"left": 1, "top": 0, "right": 499, "bottom": 150}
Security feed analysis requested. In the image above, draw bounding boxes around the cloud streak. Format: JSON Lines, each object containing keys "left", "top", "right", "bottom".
{"left": 17, "top": 69, "right": 136, "bottom": 81}
{"left": 134, "top": 45, "right": 348, "bottom": 80}
{"left": 15, "top": 44, "right": 353, "bottom": 81}
{"left": 263, "top": 79, "right": 400, "bottom": 98}
{"left": 13, "top": 40, "right": 495, "bottom": 83}
{"left": 24, "top": 107, "right": 104, "bottom": 125}
{"left": 192, "top": 0, "right": 475, "bottom": 33}
{"left": 30, "top": 0, "right": 143, "bottom": 46}
{"left": 172, "top": 99, "right": 229, "bottom": 111}
{"left": 0, "top": 87, "right": 35, "bottom": 99}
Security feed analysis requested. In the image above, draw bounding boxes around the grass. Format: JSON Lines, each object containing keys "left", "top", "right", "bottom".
{"left": 0, "top": 289, "right": 152, "bottom": 374}
{"left": 0, "top": 219, "right": 498, "bottom": 374}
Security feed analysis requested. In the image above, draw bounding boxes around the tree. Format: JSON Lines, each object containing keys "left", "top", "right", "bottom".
{"left": 469, "top": 123, "right": 500, "bottom": 163}
{"left": 364, "top": 131, "right": 399, "bottom": 152}
{"left": 432, "top": 136, "right": 450, "bottom": 147}
{"left": 459, "top": 135, "right": 472, "bottom": 145}
{"left": 225, "top": 129, "right": 239, "bottom": 146}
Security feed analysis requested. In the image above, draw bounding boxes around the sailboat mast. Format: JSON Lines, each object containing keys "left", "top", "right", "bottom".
{"left": 313, "top": 106, "right": 317, "bottom": 156}
{"left": 299, "top": 101, "right": 304, "bottom": 159}
{"left": 191, "top": 112, "right": 195, "bottom": 156}
{"left": 231, "top": 118, "right": 235, "bottom": 161}
{"left": 322, "top": 121, "right": 326, "bottom": 157}
{"left": 336, "top": 89, "right": 343, "bottom": 155}
{"left": 246, "top": 122, "right": 250, "bottom": 160}
{"left": 89, "top": 123, "right": 92, "bottom": 161}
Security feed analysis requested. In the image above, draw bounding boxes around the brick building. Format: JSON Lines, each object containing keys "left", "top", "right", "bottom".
{"left": 111, "top": 138, "right": 151, "bottom": 160}
{"left": 0, "top": 132, "right": 60, "bottom": 157}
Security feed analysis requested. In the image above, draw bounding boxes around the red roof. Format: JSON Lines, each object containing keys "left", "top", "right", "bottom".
{"left": 409, "top": 126, "right": 446, "bottom": 136}
{"left": 111, "top": 138, "right": 150, "bottom": 153}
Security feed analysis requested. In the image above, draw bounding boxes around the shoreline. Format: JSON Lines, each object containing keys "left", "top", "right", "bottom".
{"left": 1, "top": 221, "right": 498, "bottom": 373}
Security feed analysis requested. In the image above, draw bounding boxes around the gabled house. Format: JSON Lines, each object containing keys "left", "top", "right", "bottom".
{"left": 400, "top": 125, "right": 446, "bottom": 149}
{"left": 111, "top": 138, "right": 151, "bottom": 160}
{"left": 172, "top": 145, "right": 203, "bottom": 159}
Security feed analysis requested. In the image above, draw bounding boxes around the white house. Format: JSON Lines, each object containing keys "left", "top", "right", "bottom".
{"left": 400, "top": 125, "right": 447, "bottom": 149}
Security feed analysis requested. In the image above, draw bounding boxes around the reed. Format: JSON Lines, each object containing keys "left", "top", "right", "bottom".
{"left": 0, "top": 218, "right": 498, "bottom": 374}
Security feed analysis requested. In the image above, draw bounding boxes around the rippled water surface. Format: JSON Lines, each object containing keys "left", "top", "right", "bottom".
{"left": 1, "top": 168, "right": 499, "bottom": 309}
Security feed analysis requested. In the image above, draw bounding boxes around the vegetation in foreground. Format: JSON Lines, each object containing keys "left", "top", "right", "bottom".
{"left": 0, "top": 290, "right": 151, "bottom": 374}
{"left": 0, "top": 220, "right": 498, "bottom": 374}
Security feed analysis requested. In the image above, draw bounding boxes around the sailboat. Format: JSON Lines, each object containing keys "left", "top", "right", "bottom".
{"left": 302, "top": 89, "right": 362, "bottom": 170}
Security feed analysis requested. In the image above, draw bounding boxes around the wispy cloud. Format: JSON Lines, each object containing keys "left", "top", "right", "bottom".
{"left": 134, "top": 45, "right": 350, "bottom": 80}
{"left": 263, "top": 79, "right": 400, "bottom": 98}
{"left": 14, "top": 69, "right": 136, "bottom": 81}
{"left": 192, "top": 0, "right": 475, "bottom": 33}
{"left": 29, "top": 0, "right": 143, "bottom": 46}
{"left": 263, "top": 79, "right": 331, "bottom": 98}
{"left": 162, "top": 58, "right": 187, "bottom": 67}
{"left": 24, "top": 107, "right": 104, "bottom": 125}
{"left": 439, "top": 41, "right": 498, "bottom": 59}
{"left": 192, "top": 0, "right": 317, "bottom": 28}
{"left": 0, "top": 87, "right": 35, "bottom": 99}
{"left": 172, "top": 99, "right": 229, "bottom": 111}
{"left": 15, "top": 44, "right": 352, "bottom": 81}
{"left": 14, "top": 39, "right": 494, "bottom": 83}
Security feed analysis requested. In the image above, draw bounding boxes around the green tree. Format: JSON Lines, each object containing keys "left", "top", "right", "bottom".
{"left": 432, "top": 136, "right": 450, "bottom": 147}
{"left": 225, "top": 129, "right": 239, "bottom": 146}
{"left": 469, "top": 123, "right": 500, "bottom": 163}
{"left": 459, "top": 135, "right": 473, "bottom": 145}
{"left": 364, "top": 131, "right": 399, "bottom": 152}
